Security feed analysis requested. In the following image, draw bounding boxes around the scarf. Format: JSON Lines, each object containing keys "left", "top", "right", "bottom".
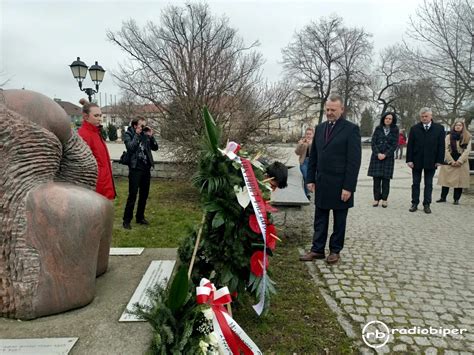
{"left": 450, "top": 131, "right": 461, "bottom": 160}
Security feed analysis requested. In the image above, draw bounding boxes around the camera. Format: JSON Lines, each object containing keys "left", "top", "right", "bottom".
{"left": 142, "top": 126, "right": 151, "bottom": 133}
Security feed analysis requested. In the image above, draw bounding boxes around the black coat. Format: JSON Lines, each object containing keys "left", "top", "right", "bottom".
{"left": 307, "top": 118, "right": 362, "bottom": 210}
{"left": 406, "top": 122, "right": 445, "bottom": 170}
{"left": 367, "top": 126, "right": 399, "bottom": 179}
{"left": 124, "top": 126, "right": 159, "bottom": 169}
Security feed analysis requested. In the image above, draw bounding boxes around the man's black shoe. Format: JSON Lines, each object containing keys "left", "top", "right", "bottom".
{"left": 136, "top": 219, "right": 150, "bottom": 225}
{"left": 423, "top": 205, "right": 432, "bottom": 214}
{"left": 436, "top": 198, "right": 446, "bottom": 203}
{"left": 409, "top": 204, "right": 418, "bottom": 212}
{"left": 453, "top": 200, "right": 459, "bottom": 205}
{"left": 123, "top": 222, "right": 132, "bottom": 230}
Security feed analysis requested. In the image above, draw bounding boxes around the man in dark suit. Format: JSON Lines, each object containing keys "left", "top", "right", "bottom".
{"left": 406, "top": 108, "right": 445, "bottom": 214}
{"left": 299, "top": 94, "right": 362, "bottom": 265}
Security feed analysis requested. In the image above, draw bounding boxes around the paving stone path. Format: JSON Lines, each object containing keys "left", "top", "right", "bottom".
{"left": 301, "top": 149, "right": 474, "bottom": 354}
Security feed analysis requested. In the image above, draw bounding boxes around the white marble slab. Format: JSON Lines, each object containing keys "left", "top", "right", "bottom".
{"left": 119, "top": 260, "right": 176, "bottom": 322}
{"left": 0, "top": 338, "right": 78, "bottom": 354}
{"left": 109, "top": 247, "right": 145, "bottom": 256}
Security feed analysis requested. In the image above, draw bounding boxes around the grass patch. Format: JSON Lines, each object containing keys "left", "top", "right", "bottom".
{"left": 111, "top": 178, "right": 355, "bottom": 352}
{"left": 112, "top": 177, "right": 202, "bottom": 248}
{"left": 234, "top": 242, "right": 355, "bottom": 354}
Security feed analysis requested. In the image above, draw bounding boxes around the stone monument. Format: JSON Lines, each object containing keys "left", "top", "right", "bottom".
{"left": 0, "top": 89, "right": 113, "bottom": 319}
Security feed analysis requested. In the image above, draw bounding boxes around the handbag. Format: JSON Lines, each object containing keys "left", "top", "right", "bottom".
{"left": 119, "top": 151, "right": 130, "bottom": 165}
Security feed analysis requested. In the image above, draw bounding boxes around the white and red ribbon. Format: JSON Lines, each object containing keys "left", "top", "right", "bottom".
{"left": 196, "top": 278, "right": 262, "bottom": 355}
{"left": 219, "top": 142, "right": 269, "bottom": 315}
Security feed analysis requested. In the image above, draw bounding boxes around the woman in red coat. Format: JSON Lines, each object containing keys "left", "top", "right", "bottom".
{"left": 77, "top": 98, "right": 116, "bottom": 200}
{"left": 395, "top": 129, "right": 407, "bottom": 159}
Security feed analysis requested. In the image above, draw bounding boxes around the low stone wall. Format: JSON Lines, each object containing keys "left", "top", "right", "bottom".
{"left": 111, "top": 160, "right": 189, "bottom": 179}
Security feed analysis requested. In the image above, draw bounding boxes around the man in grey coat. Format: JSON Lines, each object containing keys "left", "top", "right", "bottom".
{"left": 300, "top": 94, "right": 362, "bottom": 265}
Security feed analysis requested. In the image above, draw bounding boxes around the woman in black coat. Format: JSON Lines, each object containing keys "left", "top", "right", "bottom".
{"left": 367, "top": 112, "right": 399, "bottom": 207}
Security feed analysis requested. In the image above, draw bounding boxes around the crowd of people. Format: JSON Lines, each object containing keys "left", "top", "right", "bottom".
{"left": 298, "top": 95, "right": 471, "bottom": 265}
{"left": 75, "top": 95, "right": 470, "bottom": 267}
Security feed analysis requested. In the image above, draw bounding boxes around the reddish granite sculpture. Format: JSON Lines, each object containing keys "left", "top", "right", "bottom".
{"left": 0, "top": 89, "right": 113, "bottom": 319}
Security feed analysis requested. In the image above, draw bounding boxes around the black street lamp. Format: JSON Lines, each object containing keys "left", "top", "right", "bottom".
{"left": 69, "top": 57, "right": 106, "bottom": 102}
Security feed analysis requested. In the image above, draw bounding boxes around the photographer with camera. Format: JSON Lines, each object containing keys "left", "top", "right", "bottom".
{"left": 295, "top": 127, "right": 314, "bottom": 200}
{"left": 122, "top": 117, "right": 159, "bottom": 229}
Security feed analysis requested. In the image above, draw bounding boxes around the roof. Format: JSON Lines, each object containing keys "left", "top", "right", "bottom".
{"left": 54, "top": 99, "right": 82, "bottom": 116}
{"left": 100, "top": 103, "right": 164, "bottom": 115}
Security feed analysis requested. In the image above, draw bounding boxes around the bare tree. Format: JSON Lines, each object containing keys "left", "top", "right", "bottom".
{"left": 282, "top": 16, "right": 373, "bottom": 124}
{"left": 404, "top": 0, "right": 473, "bottom": 126}
{"left": 114, "top": 91, "right": 142, "bottom": 127}
{"left": 371, "top": 45, "right": 411, "bottom": 115}
{"left": 107, "top": 3, "right": 288, "bottom": 162}
{"left": 282, "top": 16, "right": 344, "bottom": 124}
{"left": 333, "top": 26, "right": 373, "bottom": 118}
{"left": 392, "top": 79, "right": 439, "bottom": 128}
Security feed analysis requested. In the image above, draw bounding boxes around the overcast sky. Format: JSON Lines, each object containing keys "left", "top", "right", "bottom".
{"left": 1, "top": 0, "right": 424, "bottom": 106}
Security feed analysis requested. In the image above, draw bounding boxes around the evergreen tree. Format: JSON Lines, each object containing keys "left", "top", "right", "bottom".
{"left": 100, "top": 126, "right": 108, "bottom": 141}
{"left": 360, "top": 108, "right": 374, "bottom": 136}
{"left": 107, "top": 124, "right": 118, "bottom": 141}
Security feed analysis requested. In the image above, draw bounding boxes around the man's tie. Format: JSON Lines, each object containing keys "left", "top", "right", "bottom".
{"left": 424, "top": 125, "right": 429, "bottom": 131}
{"left": 326, "top": 122, "right": 335, "bottom": 142}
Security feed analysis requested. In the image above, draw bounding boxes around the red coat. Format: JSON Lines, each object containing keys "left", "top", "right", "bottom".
{"left": 78, "top": 120, "right": 116, "bottom": 200}
{"left": 398, "top": 133, "right": 407, "bottom": 146}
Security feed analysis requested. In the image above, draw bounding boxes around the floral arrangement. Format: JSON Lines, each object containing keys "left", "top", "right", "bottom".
{"left": 132, "top": 267, "right": 261, "bottom": 354}
{"left": 134, "top": 107, "right": 276, "bottom": 354}
{"left": 179, "top": 107, "right": 280, "bottom": 314}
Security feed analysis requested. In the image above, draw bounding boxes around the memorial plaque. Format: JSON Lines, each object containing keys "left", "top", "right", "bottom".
{"left": 119, "top": 260, "right": 176, "bottom": 322}
{"left": 0, "top": 338, "right": 78, "bottom": 354}
{"left": 109, "top": 248, "right": 144, "bottom": 256}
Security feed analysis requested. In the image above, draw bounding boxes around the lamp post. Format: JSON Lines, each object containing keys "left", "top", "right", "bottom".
{"left": 69, "top": 57, "right": 106, "bottom": 102}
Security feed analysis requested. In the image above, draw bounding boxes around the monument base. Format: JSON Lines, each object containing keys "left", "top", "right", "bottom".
{"left": 0, "top": 248, "right": 177, "bottom": 355}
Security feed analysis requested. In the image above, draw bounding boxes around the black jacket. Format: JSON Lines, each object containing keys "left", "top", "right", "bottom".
{"left": 367, "top": 126, "right": 399, "bottom": 179}
{"left": 406, "top": 121, "right": 445, "bottom": 170}
{"left": 307, "top": 118, "right": 362, "bottom": 210}
{"left": 124, "top": 126, "right": 159, "bottom": 169}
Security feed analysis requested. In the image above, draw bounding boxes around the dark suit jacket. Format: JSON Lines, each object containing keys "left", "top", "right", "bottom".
{"left": 406, "top": 121, "right": 445, "bottom": 170}
{"left": 124, "top": 126, "right": 159, "bottom": 169}
{"left": 307, "top": 118, "right": 362, "bottom": 210}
